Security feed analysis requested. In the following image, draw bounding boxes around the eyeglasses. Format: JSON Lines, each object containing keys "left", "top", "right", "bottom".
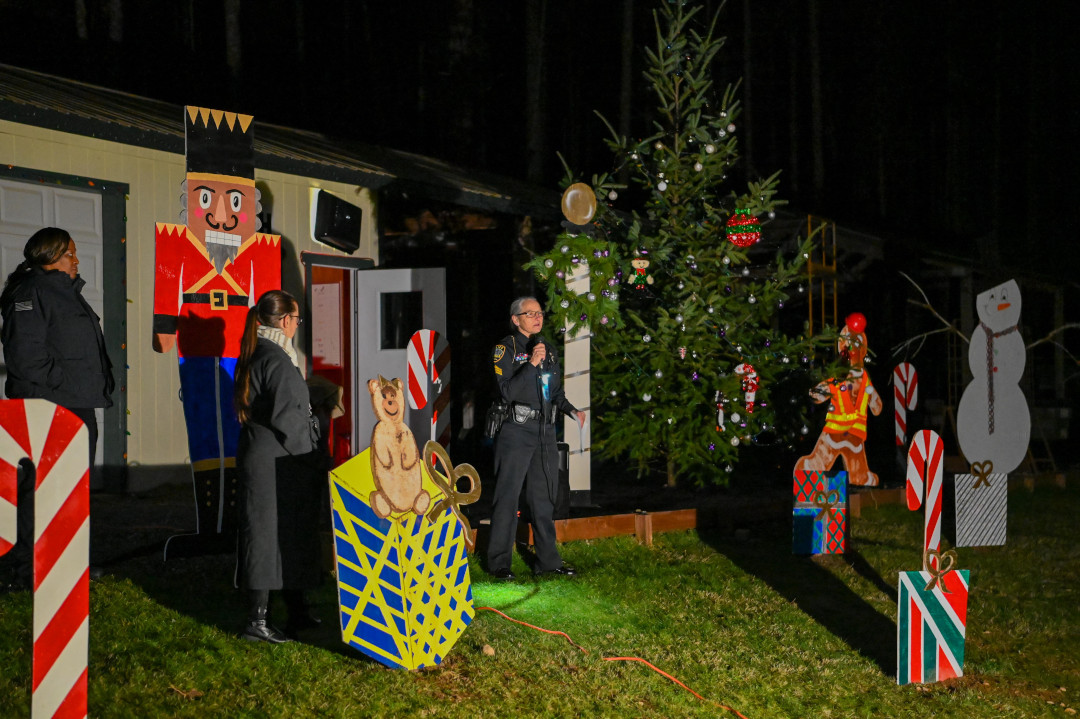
{"left": 282, "top": 313, "right": 303, "bottom": 325}
{"left": 516, "top": 310, "right": 544, "bottom": 319}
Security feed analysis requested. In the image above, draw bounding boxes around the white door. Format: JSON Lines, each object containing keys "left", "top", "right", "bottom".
{"left": 0, "top": 178, "right": 106, "bottom": 468}
{"left": 353, "top": 268, "right": 446, "bottom": 453}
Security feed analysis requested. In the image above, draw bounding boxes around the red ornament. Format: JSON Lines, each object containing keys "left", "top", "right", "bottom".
{"left": 726, "top": 210, "right": 762, "bottom": 247}
{"left": 845, "top": 312, "right": 867, "bottom": 334}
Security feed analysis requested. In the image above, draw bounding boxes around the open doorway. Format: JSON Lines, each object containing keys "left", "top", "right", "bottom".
{"left": 302, "top": 253, "right": 446, "bottom": 466}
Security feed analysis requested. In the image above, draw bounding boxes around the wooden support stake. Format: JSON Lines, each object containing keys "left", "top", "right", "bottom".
{"left": 634, "top": 511, "right": 653, "bottom": 546}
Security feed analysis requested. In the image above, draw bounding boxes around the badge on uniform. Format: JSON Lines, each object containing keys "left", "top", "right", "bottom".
{"left": 493, "top": 345, "right": 506, "bottom": 362}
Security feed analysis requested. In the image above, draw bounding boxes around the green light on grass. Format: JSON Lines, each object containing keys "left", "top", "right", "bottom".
{"left": 472, "top": 582, "right": 611, "bottom": 624}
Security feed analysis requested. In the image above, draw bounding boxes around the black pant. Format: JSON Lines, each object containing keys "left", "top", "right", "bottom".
{"left": 68, "top": 407, "right": 99, "bottom": 471}
{"left": 487, "top": 420, "right": 562, "bottom": 573}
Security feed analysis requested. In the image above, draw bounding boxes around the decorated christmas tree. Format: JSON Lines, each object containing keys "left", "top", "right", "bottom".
{"left": 526, "top": 2, "right": 834, "bottom": 486}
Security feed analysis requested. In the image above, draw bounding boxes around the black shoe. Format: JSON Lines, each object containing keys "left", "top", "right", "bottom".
{"left": 537, "top": 564, "right": 577, "bottom": 577}
{"left": 243, "top": 620, "right": 291, "bottom": 644}
{"left": 285, "top": 612, "right": 322, "bottom": 636}
{"left": 490, "top": 568, "right": 516, "bottom": 580}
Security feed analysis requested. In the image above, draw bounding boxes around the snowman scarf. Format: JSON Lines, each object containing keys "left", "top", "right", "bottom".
{"left": 981, "top": 321, "right": 1017, "bottom": 435}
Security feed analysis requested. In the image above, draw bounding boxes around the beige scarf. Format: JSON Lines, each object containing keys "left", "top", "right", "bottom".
{"left": 257, "top": 325, "right": 299, "bottom": 368}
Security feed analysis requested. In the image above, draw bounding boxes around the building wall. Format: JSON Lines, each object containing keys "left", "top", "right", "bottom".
{"left": 0, "top": 118, "right": 377, "bottom": 474}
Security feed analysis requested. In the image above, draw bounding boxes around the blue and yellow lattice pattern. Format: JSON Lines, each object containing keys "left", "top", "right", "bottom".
{"left": 330, "top": 449, "right": 474, "bottom": 669}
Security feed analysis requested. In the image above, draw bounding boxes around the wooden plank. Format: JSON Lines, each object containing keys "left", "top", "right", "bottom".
{"left": 848, "top": 487, "right": 904, "bottom": 518}
{"left": 649, "top": 509, "right": 698, "bottom": 532}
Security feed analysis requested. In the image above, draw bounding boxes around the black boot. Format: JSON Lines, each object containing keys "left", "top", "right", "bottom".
{"left": 243, "top": 590, "right": 290, "bottom": 644}
{"left": 283, "top": 589, "right": 322, "bottom": 636}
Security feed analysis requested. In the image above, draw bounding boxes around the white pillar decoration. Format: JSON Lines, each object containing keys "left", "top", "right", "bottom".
{"left": 563, "top": 262, "right": 591, "bottom": 498}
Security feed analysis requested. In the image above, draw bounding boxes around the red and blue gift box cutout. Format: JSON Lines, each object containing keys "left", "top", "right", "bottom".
{"left": 793, "top": 470, "right": 847, "bottom": 555}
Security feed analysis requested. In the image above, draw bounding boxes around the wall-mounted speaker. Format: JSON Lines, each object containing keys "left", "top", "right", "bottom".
{"left": 310, "top": 188, "right": 362, "bottom": 254}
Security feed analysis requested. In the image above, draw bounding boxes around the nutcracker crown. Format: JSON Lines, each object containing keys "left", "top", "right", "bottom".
{"left": 185, "top": 106, "right": 255, "bottom": 180}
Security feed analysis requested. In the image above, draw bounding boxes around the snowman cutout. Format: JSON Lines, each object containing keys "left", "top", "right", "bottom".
{"left": 956, "top": 279, "right": 1030, "bottom": 473}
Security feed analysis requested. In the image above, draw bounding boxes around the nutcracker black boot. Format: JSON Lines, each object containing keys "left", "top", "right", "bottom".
{"left": 243, "top": 590, "right": 290, "bottom": 644}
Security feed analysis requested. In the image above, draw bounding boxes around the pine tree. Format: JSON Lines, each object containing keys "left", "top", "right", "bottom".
{"left": 526, "top": 2, "right": 833, "bottom": 486}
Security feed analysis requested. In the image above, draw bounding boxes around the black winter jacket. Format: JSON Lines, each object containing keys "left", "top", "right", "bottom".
{"left": 1, "top": 268, "right": 114, "bottom": 409}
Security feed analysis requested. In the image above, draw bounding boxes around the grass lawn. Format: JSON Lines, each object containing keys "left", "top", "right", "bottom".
{"left": 1, "top": 480, "right": 1077, "bottom": 718}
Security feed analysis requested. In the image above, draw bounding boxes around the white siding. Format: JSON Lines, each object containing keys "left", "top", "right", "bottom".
{"left": 0, "top": 118, "right": 378, "bottom": 470}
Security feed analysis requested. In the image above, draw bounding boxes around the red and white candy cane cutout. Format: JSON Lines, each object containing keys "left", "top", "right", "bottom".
{"left": 0, "top": 399, "right": 89, "bottom": 719}
{"left": 893, "top": 363, "right": 918, "bottom": 446}
{"left": 906, "top": 429, "right": 944, "bottom": 568}
{"left": 407, "top": 329, "right": 451, "bottom": 444}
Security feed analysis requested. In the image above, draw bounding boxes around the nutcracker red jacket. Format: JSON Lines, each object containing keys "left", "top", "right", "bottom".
{"left": 152, "top": 223, "right": 281, "bottom": 359}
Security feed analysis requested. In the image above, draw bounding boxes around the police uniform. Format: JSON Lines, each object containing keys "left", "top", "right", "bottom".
{"left": 488, "top": 330, "right": 578, "bottom": 574}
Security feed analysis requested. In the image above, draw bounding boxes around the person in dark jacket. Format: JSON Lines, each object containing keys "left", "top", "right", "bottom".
{"left": 487, "top": 296, "right": 584, "bottom": 580}
{"left": 0, "top": 227, "right": 114, "bottom": 589}
{"left": 233, "top": 290, "right": 320, "bottom": 643}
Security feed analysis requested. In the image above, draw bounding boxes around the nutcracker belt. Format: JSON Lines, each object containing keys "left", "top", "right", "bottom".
{"left": 182, "top": 291, "right": 249, "bottom": 310}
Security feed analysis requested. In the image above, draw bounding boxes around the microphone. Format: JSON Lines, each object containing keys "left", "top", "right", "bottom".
{"left": 527, "top": 335, "right": 552, "bottom": 368}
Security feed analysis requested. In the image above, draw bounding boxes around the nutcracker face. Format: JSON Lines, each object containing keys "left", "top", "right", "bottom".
{"left": 186, "top": 174, "right": 257, "bottom": 269}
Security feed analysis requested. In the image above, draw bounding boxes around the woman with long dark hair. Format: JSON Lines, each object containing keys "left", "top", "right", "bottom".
{"left": 0, "top": 227, "right": 114, "bottom": 588}
{"left": 234, "top": 289, "right": 320, "bottom": 643}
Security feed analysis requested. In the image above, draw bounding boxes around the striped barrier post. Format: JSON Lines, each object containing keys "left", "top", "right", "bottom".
{"left": 0, "top": 399, "right": 90, "bottom": 718}
{"left": 893, "top": 362, "right": 918, "bottom": 446}
{"left": 406, "top": 329, "right": 451, "bottom": 448}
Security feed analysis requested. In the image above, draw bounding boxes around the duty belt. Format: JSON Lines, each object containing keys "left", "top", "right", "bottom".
{"left": 182, "top": 291, "right": 249, "bottom": 311}
{"left": 511, "top": 403, "right": 557, "bottom": 424}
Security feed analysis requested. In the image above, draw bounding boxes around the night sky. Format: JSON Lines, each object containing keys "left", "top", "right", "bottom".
{"left": 2, "top": 0, "right": 1078, "bottom": 273}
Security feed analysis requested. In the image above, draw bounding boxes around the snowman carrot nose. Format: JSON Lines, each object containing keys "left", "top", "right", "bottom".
{"left": 997, "top": 302, "right": 1011, "bottom": 311}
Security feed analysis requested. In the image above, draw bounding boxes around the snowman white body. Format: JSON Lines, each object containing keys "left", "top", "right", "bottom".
{"left": 956, "top": 279, "right": 1030, "bottom": 473}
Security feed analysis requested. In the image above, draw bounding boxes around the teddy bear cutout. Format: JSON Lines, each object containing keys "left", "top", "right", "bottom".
{"left": 795, "top": 313, "right": 884, "bottom": 486}
{"left": 368, "top": 376, "right": 431, "bottom": 518}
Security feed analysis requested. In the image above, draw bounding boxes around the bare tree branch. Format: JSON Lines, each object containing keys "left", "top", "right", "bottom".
{"left": 1026, "top": 322, "right": 1080, "bottom": 351}
{"left": 891, "top": 326, "right": 953, "bottom": 358}
{"left": 897, "top": 271, "right": 968, "bottom": 347}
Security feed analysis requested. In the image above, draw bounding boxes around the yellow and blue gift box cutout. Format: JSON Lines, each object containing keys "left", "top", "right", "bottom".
{"left": 329, "top": 443, "right": 479, "bottom": 669}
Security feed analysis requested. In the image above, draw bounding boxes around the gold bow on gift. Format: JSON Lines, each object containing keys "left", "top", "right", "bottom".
{"left": 922, "top": 547, "right": 958, "bottom": 594}
{"left": 812, "top": 490, "right": 841, "bottom": 524}
{"left": 970, "top": 460, "right": 994, "bottom": 489}
{"left": 423, "top": 441, "right": 482, "bottom": 551}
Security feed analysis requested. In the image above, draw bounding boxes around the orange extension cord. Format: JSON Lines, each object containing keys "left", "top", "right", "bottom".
{"left": 476, "top": 606, "right": 749, "bottom": 719}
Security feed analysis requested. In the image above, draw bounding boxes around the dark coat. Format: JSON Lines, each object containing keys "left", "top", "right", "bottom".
{"left": 1, "top": 268, "right": 114, "bottom": 409}
{"left": 237, "top": 337, "right": 320, "bottom": 591}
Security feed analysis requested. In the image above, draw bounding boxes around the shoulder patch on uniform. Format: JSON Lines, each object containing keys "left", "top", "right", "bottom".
{"left": 493, "top": 344, "right": 506, "bottom": 362}
{"left": 14, "top": 301, "right": 32, "bottom": 311}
